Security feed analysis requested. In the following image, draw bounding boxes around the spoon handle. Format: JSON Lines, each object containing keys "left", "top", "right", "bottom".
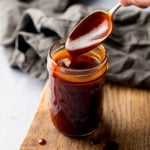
{"left": 109, "top": 3, "right": 121, "bottom": 15}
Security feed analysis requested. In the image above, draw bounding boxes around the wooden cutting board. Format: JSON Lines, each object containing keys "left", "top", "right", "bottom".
{"left": 20, "top": 81, "right": 150, "bottom": 150}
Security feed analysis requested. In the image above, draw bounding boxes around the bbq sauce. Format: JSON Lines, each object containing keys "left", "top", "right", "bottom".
{"left": 47, "top": 39, "right": 108, "bottom": 137}
{"left": 38, "top": 138, "right": 47, "bottom": 145}
{"left": 65, "top": 11, "right": 112, "bottom": 55}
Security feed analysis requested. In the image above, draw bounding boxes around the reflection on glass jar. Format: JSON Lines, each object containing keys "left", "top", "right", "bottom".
{"left": 47, "top": 38, "right": 108, "bottom": 137}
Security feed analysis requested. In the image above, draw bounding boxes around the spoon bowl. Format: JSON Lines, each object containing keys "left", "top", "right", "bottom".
{"left": 65, "top": 3, "right": 121, "bottom": 55}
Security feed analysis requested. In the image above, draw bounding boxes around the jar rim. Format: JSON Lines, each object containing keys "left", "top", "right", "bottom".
{"left": 47, "top": 38, "right": 108, "bottom": 74}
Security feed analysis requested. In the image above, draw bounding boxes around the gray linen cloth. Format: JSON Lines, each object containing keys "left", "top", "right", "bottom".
{"left": 1, "top": 0, "right": 150, "bottom": 88}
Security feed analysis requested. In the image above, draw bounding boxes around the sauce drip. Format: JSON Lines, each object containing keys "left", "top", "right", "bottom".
{"left": 103, "top": 141, "right": 119, "bottom": 150}
{"left": 65, "top": 11, "right": 112, "bottom": 55}
{"left": 38, "top": 138, "right": 47, "bottom": 145}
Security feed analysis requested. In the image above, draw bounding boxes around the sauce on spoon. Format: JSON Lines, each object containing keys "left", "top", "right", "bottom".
{"left": 65, "top": 3, "right": 121, "bottom": 55}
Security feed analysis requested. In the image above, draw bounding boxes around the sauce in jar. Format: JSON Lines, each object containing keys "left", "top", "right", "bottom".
{"left": 47, "top": 38, "right": 108, "bottom": 137}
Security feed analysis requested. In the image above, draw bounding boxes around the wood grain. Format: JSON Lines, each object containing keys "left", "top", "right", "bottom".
{"left": 20, "top": 81, "right": 150, "bottom": 150}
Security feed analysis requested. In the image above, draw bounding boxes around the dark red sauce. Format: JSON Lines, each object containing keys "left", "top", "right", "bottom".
{"left": 38, "top": 138, "right": 47, "bottom": 145}
{"left": 65, "top": 11, "right": 112, "bottom": 55}
{"left": 50, "top": 50, "right": 105, "bottom": 136}
{"left": 103, "top": 141, "right": 119, "bottom": 150}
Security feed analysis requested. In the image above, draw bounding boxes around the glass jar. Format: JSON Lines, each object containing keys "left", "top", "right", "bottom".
{"left": 47, "top": 38, "right": 108, "bottom": 137}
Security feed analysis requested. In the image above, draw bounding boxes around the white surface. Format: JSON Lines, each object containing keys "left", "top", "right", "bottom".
{"left": 0, "top": 46, "right": 45, "bottom": 150}
{"left": 0, "top": 0, "right": 148, "bottom": 150}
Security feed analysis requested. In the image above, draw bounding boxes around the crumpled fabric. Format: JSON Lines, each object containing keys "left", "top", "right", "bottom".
{"left": 1, "top": 0, "right": 150, "bottom": 88}
{"left": 0, "top": 0, "right": 94, "bottom": 79}
{"left": 104, "top": 10, "right": 150, "bottom": 88}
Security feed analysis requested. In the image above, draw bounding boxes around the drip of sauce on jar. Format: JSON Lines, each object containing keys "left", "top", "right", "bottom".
{"left": 65, "top": 3, "right": 121, "bottom": 55}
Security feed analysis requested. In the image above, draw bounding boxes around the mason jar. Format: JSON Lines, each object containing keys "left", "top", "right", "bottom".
{"left": 47, "top": 38, "right": 108, "bottom": 137}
